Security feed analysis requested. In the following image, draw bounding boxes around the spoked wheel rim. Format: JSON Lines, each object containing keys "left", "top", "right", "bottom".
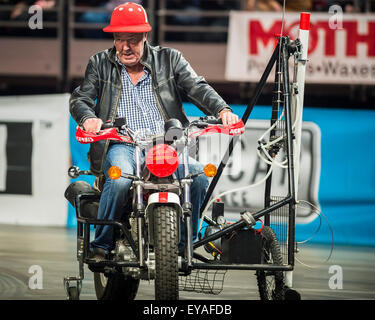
{"left": 256, "top": 226, "right": 285, "bottom": 300}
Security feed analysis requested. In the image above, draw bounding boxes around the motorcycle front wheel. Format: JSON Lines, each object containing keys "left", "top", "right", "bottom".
{"left": 153, "top": 205, "right": 179, "bottom": 300}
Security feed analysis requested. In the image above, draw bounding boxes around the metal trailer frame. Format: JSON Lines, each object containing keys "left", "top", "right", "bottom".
{"left": 194, "top": 35, "right": 300, "bottom": 273}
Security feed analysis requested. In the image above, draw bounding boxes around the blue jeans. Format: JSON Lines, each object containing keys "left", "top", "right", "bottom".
{"left": 91, "top": 144, "right": 209, "bottom": 253}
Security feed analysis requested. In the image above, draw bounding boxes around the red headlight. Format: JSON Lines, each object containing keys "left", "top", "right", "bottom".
{"left": 145, "top": 144, "right": 179, "bottom": 177}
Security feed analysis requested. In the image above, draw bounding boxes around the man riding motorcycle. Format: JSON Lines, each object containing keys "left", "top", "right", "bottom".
{"left": 69, "top": 2, "right": 239, "bottom": 260}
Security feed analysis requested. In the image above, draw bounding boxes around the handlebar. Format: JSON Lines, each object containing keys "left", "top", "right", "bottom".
{"left": 189, "top": 117, "right": 245, "bottom": 138}
{"left": 101, "top": 122, "right": 113, "bottom": 130}
{"left": 205, "top": 117, "right": 223, "bottom": 125}
{"left": 76, "top": 117, "right": 244, "bottom": 145}
{"left": 101, "top": 118, "right": 126, "bottom": 130}
{"left": 103, "top": 116, "right": 223, "bottom": 130}
{"left": 190, "top": 116, "right": 223, "bottom": 128}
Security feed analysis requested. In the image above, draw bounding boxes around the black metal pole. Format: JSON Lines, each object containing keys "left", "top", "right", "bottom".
{"left": 282, "top": 42, "right": 296, "bottom": 200}
{"left": 264, "top": 50, "right": 282, "bottom": 227}
{"left": 200, "top": 44, "right": 281, "bottom": 223}
{"left": 192, "top": 262, "right": 293, "bottom": 271}
{"left": 281, "top": 39, "right": 297, "bottom": 266}
{"left": 242, "top": 43, "right": 280, "bottom": 124}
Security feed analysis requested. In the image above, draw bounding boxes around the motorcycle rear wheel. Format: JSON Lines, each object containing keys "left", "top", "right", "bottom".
{"left": 153, "top": 205, "right": 179, "bottom": 300}
{"left": 256, "top": 226, "right": 285, "bottom": 300}
{"left": 94, "top": 272, "right": 139, "bottom": 300}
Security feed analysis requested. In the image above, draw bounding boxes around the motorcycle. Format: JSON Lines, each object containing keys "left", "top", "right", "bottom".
{"left": 63, "top": 116, "right": 245, "bottom": 300}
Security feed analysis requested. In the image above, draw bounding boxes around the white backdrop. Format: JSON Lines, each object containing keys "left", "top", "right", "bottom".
{"left": 0, "top": 94, "right": 70, "bottom": 225}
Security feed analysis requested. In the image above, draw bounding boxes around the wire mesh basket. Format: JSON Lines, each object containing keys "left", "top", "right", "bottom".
{"left": 270, "top": 195, "right": 289, "bottom": 265}
{"left": 179, "top": 268, "right": 227, "bottom": 295}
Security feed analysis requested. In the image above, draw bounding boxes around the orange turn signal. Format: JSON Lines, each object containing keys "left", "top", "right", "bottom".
{"left": 203, "top": 163, "right": 217, "bottom": 177}
{"left": 108, "top": 166, "right": 122, "bottom": 180}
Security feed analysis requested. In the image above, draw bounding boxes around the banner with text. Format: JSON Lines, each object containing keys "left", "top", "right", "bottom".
{"left": 225, "top": 12, "right": 375, "bottom": 84}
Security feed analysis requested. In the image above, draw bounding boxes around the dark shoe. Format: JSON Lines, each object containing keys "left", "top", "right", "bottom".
{"left": 88, "top": 247, "right": 106, "bottom": 261}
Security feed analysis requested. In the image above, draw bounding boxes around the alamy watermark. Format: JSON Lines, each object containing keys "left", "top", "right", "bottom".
{"left": 328, "top": 265, "right": 343, "bottom": 290}
{"left": 28, "top": 265, "right": 43, "bottom": 290}
{"left": 28, "top": 5, "right": 43, "bottom": 30}
{"left": 328, "top": 5, "right": 344, "bottom": 30}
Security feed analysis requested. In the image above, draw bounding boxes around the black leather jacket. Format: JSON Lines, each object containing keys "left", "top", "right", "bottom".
{"left": 70, "top": 42, "right": 231, "bottom": 175}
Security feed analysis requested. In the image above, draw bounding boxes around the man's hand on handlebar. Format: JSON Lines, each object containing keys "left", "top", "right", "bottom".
{"left": 81, "top": 112, "right": 239, "bottom": 133}
{"left": 83, "top": 118, "right": 103, "bottom": 133}
{"left": 219, "top": 109, "right": 239, "bottom": 127}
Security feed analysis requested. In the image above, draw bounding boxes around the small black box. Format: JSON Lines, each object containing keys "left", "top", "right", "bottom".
{"left": 212, "top": 201, "right": 224, "bottom": 222}
{"left": 221, "top": 229, "right": 263, "bottom": 264}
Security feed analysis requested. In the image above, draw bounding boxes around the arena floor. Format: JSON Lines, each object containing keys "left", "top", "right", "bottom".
{"left": 0, "top": 224, "right": 374, "bottom": 301}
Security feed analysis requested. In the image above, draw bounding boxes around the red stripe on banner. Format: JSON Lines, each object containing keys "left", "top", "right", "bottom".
{"left": 159, "top": 192, "right": 168, "bottom": 203}
{"left": 300, "top": 12, "right": 310, "bottom": 31}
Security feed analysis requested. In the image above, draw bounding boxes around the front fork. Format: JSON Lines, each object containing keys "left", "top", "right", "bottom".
{"left": 134, "top": 145, "right": 146, "bottom": 268}
{"left": 181, "top": 144, "right": 194, "bottom": 269}
{"left": 133, "top": 144, "right": 194, "bottom": 270}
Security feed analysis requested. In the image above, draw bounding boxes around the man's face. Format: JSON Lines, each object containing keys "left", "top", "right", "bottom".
{"left": 114, "top": 32, "right": 146, "bottom": 67}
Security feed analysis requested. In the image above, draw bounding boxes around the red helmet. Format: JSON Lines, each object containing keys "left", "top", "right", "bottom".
{"left": 103, "top": 2, "right": 152, "bottom": 33}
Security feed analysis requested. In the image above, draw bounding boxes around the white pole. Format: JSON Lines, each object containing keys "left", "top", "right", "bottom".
{"left": 293, "top": 12, "right": 310, "bottom": 200}
{"left": 286, "top": 12, "right": 310, "bottom": 290}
